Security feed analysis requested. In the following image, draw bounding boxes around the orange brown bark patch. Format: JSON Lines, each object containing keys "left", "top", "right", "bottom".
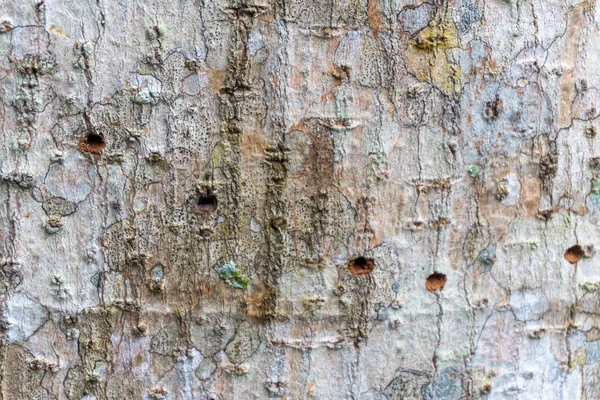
{"left": 426, "top": 273, "right": 447, "bottom": 292}
{"left": 79, "top": 132, "right": 106, "bottom": 153}
{"left": 564, "top": 245, "right": 584, "bottom": 264}
{"left": 348, "top": 257, "right": 375, "bottom": 276}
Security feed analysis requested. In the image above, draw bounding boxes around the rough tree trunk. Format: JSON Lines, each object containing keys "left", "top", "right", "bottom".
{"left": 0, "top": 0, "right": 599, "bottom": 398}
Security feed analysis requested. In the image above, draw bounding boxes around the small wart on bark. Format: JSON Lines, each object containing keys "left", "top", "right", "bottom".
{"left": 564, "top": 245, "right": 584, "bottom": 264}
{"left": 79, "top": 132, "right": 106, "bottom": 153}
{"left": 195, "top": 195, "right": 217, "bottom": 213}
{"left": 484, "top": 96, "right": 503, "bottom": 120}
{"left": 426, "top": 273, "right": 447, "bottom": 292}
{"left": 585, "top": 126, "right": 597, "bottom": 139}
{"left": 539, "top": 154, "right": 558, "bottom": 180}
{"left": 348, "top": 257, "right": 374, "bottom": 276}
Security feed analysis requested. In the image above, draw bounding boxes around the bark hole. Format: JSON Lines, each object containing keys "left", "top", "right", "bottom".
{"left": 564, "top": 245, "right": 583, "bottom": 264}
{"left": 348, "top": 257, "right": 374, "bottom": 276}
{"left": 426, "top": 273, "right": 447, "bottom": 292}
{"left": 79, "top": 132, "right": 105, "bottom": 153}
{"left": 195, "top": 195, "right": 217, "bottom": 214}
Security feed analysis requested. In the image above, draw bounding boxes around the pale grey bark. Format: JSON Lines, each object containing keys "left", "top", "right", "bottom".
{"left": 0, "top": 0, "right": 599, "bottom": 399}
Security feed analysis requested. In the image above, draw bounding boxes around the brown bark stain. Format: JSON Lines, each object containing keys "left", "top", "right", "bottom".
{"left": 289, "top": 68, "right": 304, "bottom": 89}
{"left": 287, "top": 119, "right": 335, "bottom": 194}
{"left": 208, "top": 69, "right": 227, "bottom": 91}
{"left": 147, "top": 182, "right": 165, "bottom": 208}
{"left": 150, "top": 353, "right": 175, "bottom": 377}
{"left": 241, "top": 132, "right": 270, "bottom": 161}
{"left": 522, "top": 175, "right": 542, "bottom": 218}
{"left": 368, "top": 183, "right": 404, "bottom": 247}
{"left": 244, "top": 285, "right": 269, "bottom": 319}
{"left": 197, "top": 281, "right": 217, "bottom": 299}
{"left": 367, "top": 0, "right": 385, "bottom": 32}
{"left": 558, "top": 3, "right": 587, "bottom": 128}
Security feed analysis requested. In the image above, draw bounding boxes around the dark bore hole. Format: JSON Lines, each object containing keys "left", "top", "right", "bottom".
{"left": 348, "top": 257, "right": 374, "bottom": 276}
{"left": 195, "top": 195, "right": 217, "bottom": 214}
{"left": 199, "top": 228, "right": 213, "bottom": 238}
{"left": 79, "top": 132, "right": 106, "bottom": 154}
{"left": 426, "top": 272, "right": 447, "bottom": 292}
{"left": 354, "top": 257, "right": 367, "bottom": 267}
{"left": 564, "top": 245, "right": 584, "bottom": 264}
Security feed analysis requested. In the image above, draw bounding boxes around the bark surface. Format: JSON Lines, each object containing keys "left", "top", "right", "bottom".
{"left": 0, "top": 0, "right": 599, "bottom": 399}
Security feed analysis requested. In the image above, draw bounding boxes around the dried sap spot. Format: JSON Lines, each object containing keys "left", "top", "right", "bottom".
{"left": 425, "top": 273, "right": 447, "bottom": 292}
{"left": 79, "top": 132, "right": 105, "bottom": 153}
{"left": 564, "top": 245, "right": 584, "bottom": 264}
{"left": 195, "top": 194, "right": 217, "bottom": 214}
{"left": 348, "top": 257, "right": 375, "bottom": 276}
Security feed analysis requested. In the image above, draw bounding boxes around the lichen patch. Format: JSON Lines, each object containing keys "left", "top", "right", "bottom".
{"left": 217, "top": 261, "right": 250, "bottom": 289}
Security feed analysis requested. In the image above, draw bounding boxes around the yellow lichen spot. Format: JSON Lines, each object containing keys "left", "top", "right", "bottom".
{"left": 49, "top": 24, "right": 70, "bottom": 38}
{"left": 404, "top": 10, "right": 462, "bottom": 97}
{"left": 411, "top": 17, "right": 458, "bottom": 52}
{"left": 212, "top": 141, "right": 231, "bottom": 167}
{"left": 132, "top": 353, "right": 144, "bottom": 367}
{"left": 432, "top": 61, "right": 462, "bottom": 98}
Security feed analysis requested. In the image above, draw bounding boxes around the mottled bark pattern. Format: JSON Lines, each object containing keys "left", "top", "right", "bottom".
{"left": 0, "top": 0, "right": 599, "bottom": 399}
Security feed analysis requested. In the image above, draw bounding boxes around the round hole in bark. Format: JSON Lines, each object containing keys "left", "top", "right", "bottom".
{"left": 564, "top": 245, "right": 584, "bottom": 264}
{"left": 348, "top": 257, "right": 374, "bottom": 276}
{"left": 195, "top": 195, "right": 217, "bottom": 214}
{"left": 199, "top": 228, "right": 212, "bottom": 238}
{"left": 79, "top": 132, "right": 106, "bottom": 153}
{"left": 425, "top": 273, "right": 447, "bottom": 292}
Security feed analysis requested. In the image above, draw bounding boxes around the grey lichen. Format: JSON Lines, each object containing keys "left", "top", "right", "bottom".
{"left": 468, "top": 164, "right": 480, "bottom": 177}
{"left": 216, "top": 261, "right": 250, "bottom": 289}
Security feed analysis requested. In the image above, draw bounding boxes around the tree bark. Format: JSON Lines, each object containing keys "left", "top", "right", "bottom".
{"left": 0, "top": 0, "right": 598, "bottom": 399}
